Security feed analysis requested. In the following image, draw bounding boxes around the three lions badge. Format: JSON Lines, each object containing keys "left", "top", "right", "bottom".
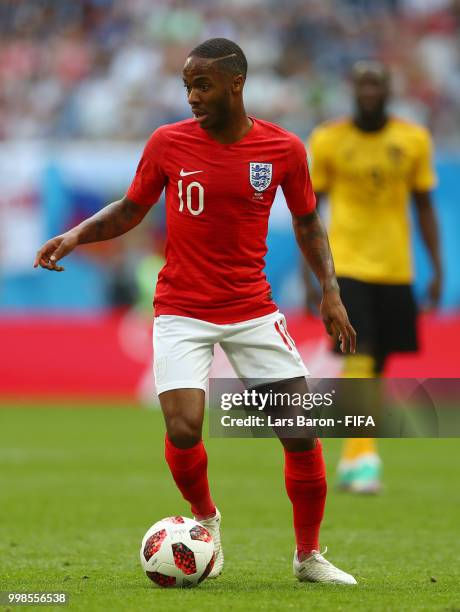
{"left": 249, "top": 162, "right": 272, "bottom": 192}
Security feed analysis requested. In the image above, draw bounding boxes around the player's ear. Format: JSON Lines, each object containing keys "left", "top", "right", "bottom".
{"left": 232, "top": 74, "right": 245, "bottom": 94}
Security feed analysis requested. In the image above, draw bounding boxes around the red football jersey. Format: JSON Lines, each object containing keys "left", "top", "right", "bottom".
{"left": 127, "top": 117, "right": 316, "bottom": 324}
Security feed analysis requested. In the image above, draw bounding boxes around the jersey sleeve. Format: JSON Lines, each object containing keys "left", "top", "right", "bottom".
{"left": 307, "top": 127, "right": 331, "bottom": 193}
{"left": 126, "top": 128, "right": 168, "bottom": 206}
{"left": 412, "top": 128, "right": 437, "bottom": 192}
{"left": 281, "top": 135, "right": 316, "bottom": 216}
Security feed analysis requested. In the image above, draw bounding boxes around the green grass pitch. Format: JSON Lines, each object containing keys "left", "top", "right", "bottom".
{"left": 1, "top": 406, "right": 459, "bottom": 611}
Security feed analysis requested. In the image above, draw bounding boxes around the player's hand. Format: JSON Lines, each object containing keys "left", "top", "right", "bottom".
{"left": 33, "top": 231, "right": 79, "bottom": 272}
{"left": 320, "top": 288, "right": 356, "bottom": 353}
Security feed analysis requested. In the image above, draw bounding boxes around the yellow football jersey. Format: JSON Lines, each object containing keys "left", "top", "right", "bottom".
{"left": 308, "top": 117, "right": 436, "bottom": 283}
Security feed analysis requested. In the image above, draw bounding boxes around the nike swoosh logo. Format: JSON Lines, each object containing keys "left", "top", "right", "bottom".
{"left": 180, "top": 169, "right": 203, "bottom": 177}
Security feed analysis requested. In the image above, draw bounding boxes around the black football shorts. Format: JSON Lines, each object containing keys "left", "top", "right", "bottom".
{"left": 336, "top": 276, "right": 418, "bottom": 359}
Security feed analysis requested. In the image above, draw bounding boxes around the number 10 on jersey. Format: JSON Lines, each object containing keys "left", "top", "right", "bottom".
{"left": 178, "top": 180, "right": 204, "bottom": 216}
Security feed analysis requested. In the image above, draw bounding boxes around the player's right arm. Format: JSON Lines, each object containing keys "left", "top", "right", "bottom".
{"left": 34, "top": 197, "right": 151, "bottom": 271}
{"left": 34, "top": 128, "right": 167, "bottom": 272}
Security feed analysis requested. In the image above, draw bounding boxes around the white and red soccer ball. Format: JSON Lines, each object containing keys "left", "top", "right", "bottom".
{"left": 140, "top": 516, "right": 215, "bottom": 588}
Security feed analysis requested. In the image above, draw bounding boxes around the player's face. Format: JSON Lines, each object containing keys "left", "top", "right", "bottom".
{"left": 354, "top": 73, "right": 389, "bottom": 117}
{"left": 182, "top": 56, "right": 240, "bottom": 130}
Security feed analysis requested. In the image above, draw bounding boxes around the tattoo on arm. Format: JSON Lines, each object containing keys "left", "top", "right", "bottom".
{"left": 293, "top": 210, "right": 339, "bottom": 293}
{"left": 76, "top": 198, "right": 150, "bottom": 245}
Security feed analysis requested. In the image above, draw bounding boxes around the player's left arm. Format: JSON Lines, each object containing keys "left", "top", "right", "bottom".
{"left": 292, "top": 210, "right": 356, "bottom": 353}
{"left": 301, "top": 128, "right": 332, "bottom": 315}
{"left": 411, "top": 128, "right": 442, "bottom": 307}
{"left": 413, "top": 191, "right": 443, "bottom": 307}
{"left": 283, "top": 133, "right": 355, "bottom": 352}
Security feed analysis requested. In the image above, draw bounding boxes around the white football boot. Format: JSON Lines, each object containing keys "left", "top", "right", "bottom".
{"left": 293, "top": 547, "right": 357, "bottom": 585}
{"left": 195, "top": 508, "right": 224, "bottom": 578}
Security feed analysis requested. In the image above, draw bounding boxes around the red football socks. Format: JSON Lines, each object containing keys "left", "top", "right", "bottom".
{"left": 164, "top": 434, "right": 216, "bottom": 519}
{"left": 284, "top": 440, "right": 327, "bottom": 556}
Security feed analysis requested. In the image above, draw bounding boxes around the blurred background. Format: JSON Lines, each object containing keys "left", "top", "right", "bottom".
{"left": 1, "top": 0, "right": 460, "bottom": 402}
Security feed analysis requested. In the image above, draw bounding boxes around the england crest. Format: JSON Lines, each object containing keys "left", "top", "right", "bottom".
{"left": 249, "top": 162, "right": 273, "bottom": 192}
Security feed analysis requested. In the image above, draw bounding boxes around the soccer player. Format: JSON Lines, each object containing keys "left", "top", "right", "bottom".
{"left": 307, "top": 61, "right": 442, "bottom": 493}
{"left": 35, "top": 39, "right": 357, "bottom": 584}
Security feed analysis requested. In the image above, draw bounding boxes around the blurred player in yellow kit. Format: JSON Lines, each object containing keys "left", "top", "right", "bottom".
{"left": 306, "top": 61, "right": 442, "bottom": 493}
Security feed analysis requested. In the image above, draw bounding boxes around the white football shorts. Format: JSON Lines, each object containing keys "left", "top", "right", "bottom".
{"left": 153, "top": 310, "right": 308, "bottom": 395}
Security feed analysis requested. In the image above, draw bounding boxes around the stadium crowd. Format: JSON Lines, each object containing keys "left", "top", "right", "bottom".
{"left": 1, "top": 0, "right": 459, "bottom": 146}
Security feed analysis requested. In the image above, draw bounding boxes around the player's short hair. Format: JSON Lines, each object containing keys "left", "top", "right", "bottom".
{"left": 188, "top": 38, "right": 248, "bottom": 77}
{"left": 352, "top": 60, "right": 390, "bottom": 84}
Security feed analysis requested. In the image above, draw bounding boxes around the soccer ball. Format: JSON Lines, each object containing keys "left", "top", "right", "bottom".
{"left": 140, "top": 516, "right": 215, "bottom": 588}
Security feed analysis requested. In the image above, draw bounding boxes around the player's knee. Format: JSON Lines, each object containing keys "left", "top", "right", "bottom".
{"left": 166, "top": 416, "right": 201, "bottom": 448}
{"left": 280, "top": 437, "right": 317, "bottom": 452}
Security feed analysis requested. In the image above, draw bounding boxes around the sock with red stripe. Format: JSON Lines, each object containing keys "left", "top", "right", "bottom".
{"left": 164, "top": 434, "right": 216, "bottom": 519}
{"left": 284, "top": 440, "right": 327, "bottom": 557}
